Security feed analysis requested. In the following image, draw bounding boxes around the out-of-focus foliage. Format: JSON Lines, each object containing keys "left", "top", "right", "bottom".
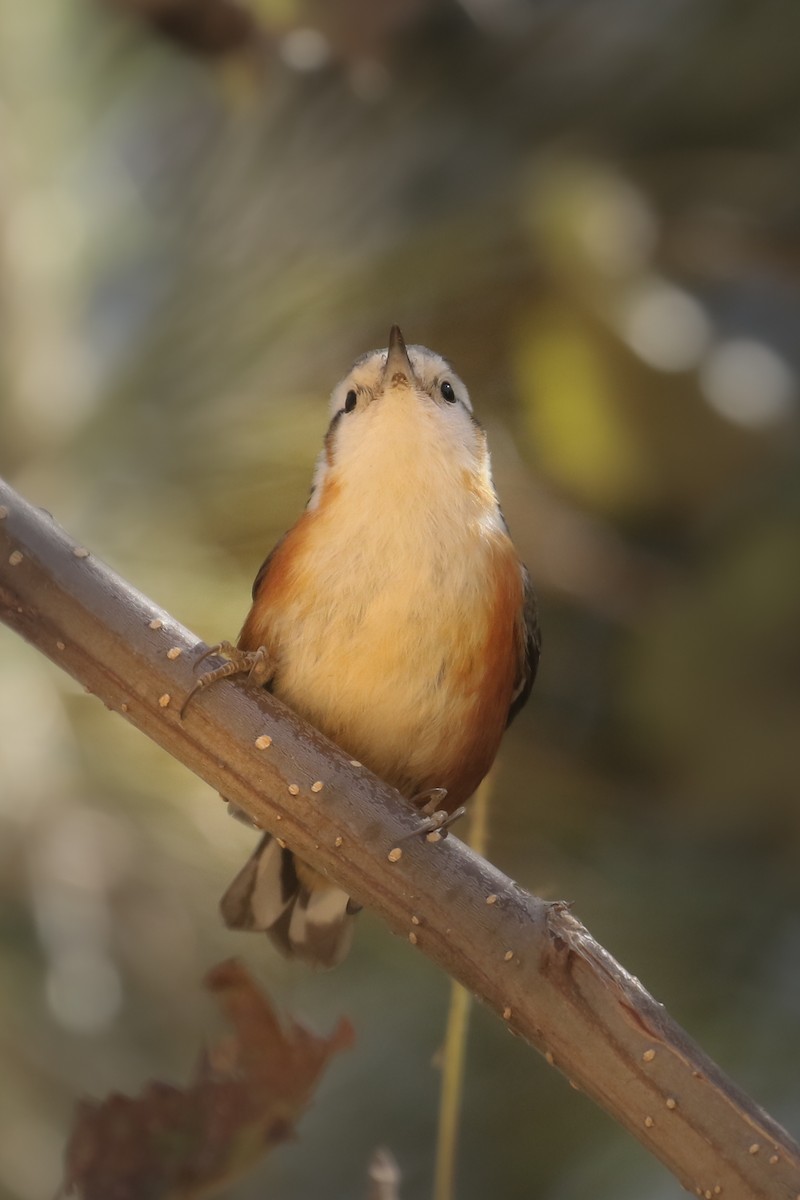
{"left": 0, "top": 2, "right": 799, "bottom": 1198}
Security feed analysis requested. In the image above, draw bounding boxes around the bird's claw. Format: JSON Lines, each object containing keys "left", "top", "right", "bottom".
{"left": 180, "top": 642, "right": 272, "bottom": 717}
{"left": 398, "top": 789, "right": 465, "bottom": 843}
{"left": 418, "top": 805, "right": 467, "bottom": 842}
{"left": 415, "top": 787, "right": 449, "bottom": 817}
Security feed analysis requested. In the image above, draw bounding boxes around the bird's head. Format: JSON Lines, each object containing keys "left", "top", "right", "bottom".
{"left": 319, "top": 325, "right": 483, "bottom": 480}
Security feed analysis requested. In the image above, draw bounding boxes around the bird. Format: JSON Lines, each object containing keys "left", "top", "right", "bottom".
{"left": 188, "top": 326, "right": 539, "bottom": 968}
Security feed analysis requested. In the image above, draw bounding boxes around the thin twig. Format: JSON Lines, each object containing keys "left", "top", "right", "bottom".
{"left": 433, "top": 774, "right": 493, "bottom": 1200}
{"left": 1, "top": 476, "right": 799, "bottom": 1200}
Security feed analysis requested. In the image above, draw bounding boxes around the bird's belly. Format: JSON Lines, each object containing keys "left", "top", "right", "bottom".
{"left": 270, "top": 553, "right": 519, "bottom": 804}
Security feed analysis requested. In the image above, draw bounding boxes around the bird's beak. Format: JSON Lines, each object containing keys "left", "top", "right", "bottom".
{"left": 381, "top": 325, "right": 416, "bottom": 387}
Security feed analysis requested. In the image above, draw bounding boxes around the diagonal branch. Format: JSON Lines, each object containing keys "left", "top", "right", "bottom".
{"left": 0, "top": 475, "right": 798, "bottom": 1200}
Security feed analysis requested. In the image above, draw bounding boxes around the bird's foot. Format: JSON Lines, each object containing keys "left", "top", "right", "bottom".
{"left": 417, "top": 805, "right": 467, "bottom": 843}
{"left": 180, "top": 642, "right": 272, "bottom": 717}
{"left": 403, "top": 788, "right": 466, "bottom": 843}
{"left": 414, "top": 787, "right": 449, "bottom": 816}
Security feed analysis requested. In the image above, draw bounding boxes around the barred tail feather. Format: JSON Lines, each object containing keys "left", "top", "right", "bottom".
{"left": 220, "top": 834, "right": 355, "bottom": 969}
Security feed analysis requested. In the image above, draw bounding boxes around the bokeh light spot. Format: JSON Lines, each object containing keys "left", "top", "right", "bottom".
{"left": 619, "top": 278, "right": 711, "bottom": 372}
{"left": 700, "top": 338, "right": 796, "bottom": 427}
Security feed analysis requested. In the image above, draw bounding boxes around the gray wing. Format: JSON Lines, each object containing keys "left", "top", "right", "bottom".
{"left": 506, "top": 564, "right": 540, "bottom": 727}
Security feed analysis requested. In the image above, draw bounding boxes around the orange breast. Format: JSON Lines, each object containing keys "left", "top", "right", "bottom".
{"left": 422, "top": 539, "right": 523, "bottom": 809}
{"left": 238, "top": 484, "right": 524, "bottom": 812}
{"left": 238, "top": 499, "right": 329, "bottom": 655}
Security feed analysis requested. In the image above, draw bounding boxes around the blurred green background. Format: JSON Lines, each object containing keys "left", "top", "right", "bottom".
{"left": 1, "top": 1, "right": 799, "bottom": 1197}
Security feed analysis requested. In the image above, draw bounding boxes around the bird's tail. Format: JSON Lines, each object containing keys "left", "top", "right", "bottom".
{"left": 220, "top": 834, "right": 355, "bottom": 969}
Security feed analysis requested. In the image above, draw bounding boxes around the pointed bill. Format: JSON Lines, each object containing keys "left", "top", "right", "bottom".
{"left": 382, "top": 325, "right": 416, "bottom": 387}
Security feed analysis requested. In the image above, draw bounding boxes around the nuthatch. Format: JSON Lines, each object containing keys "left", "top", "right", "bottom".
{"left": 190, "top": 326, "right": 540, "bottom": 967}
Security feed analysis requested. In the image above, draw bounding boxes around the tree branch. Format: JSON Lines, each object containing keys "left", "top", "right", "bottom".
{"left": 1, "top": 476, "right": 797, "bottom": 1200}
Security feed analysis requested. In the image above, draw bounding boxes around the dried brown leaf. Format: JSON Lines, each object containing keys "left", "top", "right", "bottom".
{"left": 61, "top": 958, "right": 354, "bottom": 1200}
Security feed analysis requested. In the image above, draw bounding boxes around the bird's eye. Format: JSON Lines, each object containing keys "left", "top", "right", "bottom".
{"left": 344, "top": 389, "right": 358, "bottom": 413}
{"left": 440, "top": 381, "right": 456, "bottom": 403}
